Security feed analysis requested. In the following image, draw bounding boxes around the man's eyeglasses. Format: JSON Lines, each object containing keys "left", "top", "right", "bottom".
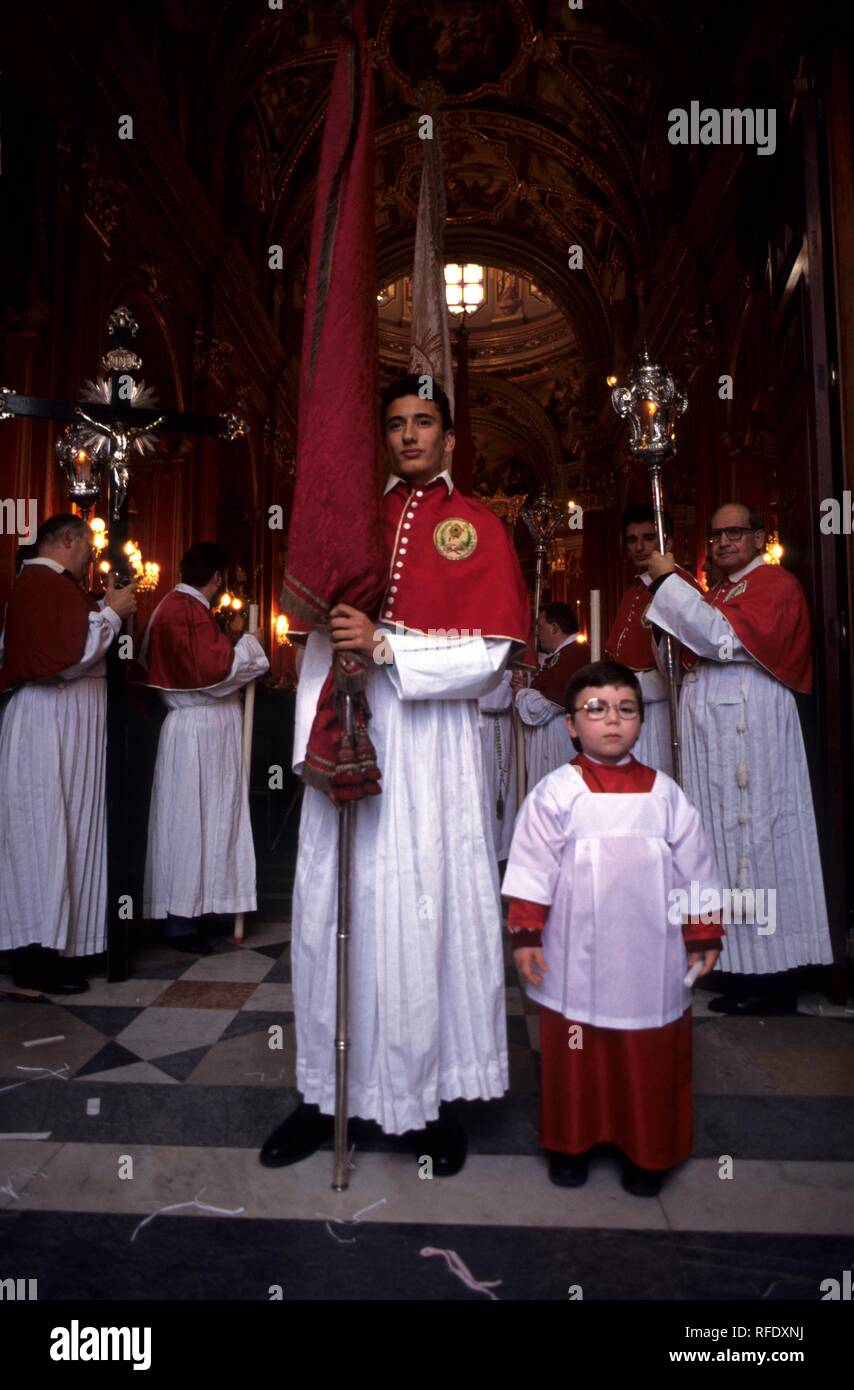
{"left": 573, "top": 698, "right": 640, "bottom": 720}
{"left": 708, "top": 526, "right": 759, "bottom": 543}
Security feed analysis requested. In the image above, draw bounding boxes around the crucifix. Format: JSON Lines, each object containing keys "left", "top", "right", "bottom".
{"left": 1, "top": 305, "right": 248, "bottom": 981}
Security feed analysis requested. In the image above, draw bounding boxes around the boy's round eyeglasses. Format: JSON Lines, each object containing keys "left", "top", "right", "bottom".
{"left": 573, "top": 699, "right": 640, "bottom": 720}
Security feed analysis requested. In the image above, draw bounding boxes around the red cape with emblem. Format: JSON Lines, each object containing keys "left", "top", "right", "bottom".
{"left": 681, "top": 562, "right": 813, "bottom": 693}
{"left": 0, "top": 563, "right": 99, "bottom": 693}
{"left": 139, "top": 589, "right": 235, "bottom": 691}
{"left": 381, "top": 477, "right": 530, "bottom": 646}
{"left": 605, "top": 565, "right": 701, "bottom": 670}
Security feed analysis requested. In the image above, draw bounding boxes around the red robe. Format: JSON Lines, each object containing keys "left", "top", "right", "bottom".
{"left": 508, "top": 753, "right": 723, "bottom": 1170}
{"left": 605, "top": 565, "right": 701, "bottom": 671}
{"left": 0, "top": 563, "right": 100, "bottom": 693}
{"left": 530, "top": 637, "right": 590, "bottom": 705}
{"left": 680, "top": 562, "right": 813, "bottom": 693}
{"left": 140, "top": 590, "right": 235, "bottom": 691}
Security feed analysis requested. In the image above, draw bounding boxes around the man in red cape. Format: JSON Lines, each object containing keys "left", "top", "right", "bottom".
{"left": 0, "top": 513, "right": 136, "bottom": 993}
{"left": 511, "top": 602, "right": 588, "bottom": 787}
{"left": 605, "top": 504, "right": 704, "bottom": 776}
{"left": 261, "top": 376, "right": 531, "bottom": 1175}
{"left": 139, "top": 542, "right": 269, "bottom": 951}
{"left": 647, "top": 502, "right": 833, "bottom": 1014}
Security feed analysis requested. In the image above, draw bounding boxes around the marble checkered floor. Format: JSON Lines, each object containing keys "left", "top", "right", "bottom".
{"left": 1, "top": 921, "right": 853, "bottom": 1300}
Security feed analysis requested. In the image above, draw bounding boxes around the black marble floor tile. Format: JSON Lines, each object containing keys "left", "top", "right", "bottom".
{"left": 263, "top": 957, "right": 292, "bottom": 983}
{"left": 59, "top": 1005, "right": 146, "bottom": 1038}
{"left": 74, "top": 1041, "right": 148, "bottom": 1078}
{"left": 152, "top": 1046, "right": 214, "bottom": 1082}
{"left": 692, "top": 1097, "right": 854, "bottom": 1161}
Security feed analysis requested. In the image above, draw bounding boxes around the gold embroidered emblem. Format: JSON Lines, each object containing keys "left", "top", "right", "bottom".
{"left": 433, "top": 517, "right": 478, "bottom": 561}
{"left": 723, "top": 580, "right": 748, "bottom": 602}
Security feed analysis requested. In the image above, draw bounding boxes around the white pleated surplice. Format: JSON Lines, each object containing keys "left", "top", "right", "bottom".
{"left": 634, "top": 667, "right": 676, "bottom": 776}
{"left": 515, "top": 685, "right": 574, "bottom": 789}
{"left": 143, "top": 633, "right": 269, "bottom": 918}
{"left": 648, "top": 574, "right": 833, "bottom": 974}
{"left": 478, "top": 670, "right": 517, "bottom": 860}
{"left": 0, "top": 605, "right": 122, "bottom": 957}
{"left": 291, "top": 628, "right": 512, "bottom": 1135}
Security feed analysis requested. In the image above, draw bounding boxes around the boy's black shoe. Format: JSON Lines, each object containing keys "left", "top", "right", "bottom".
{"left": 548, "top": 1150, "right": 589, "bottom": 1187}
{"left": 415, "top": 1108, "right": 468, "bottom": 1177}
{"left": 259, "top": 1102, "right": 334, "bottom": 1167}
{"left": 621, "top": 1159, "right": 663, "bottom": 1197}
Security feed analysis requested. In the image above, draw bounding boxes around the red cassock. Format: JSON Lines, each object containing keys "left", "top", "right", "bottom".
{"left": 140, "top": 590, "right": 235, "bottom": 690}
{"left": 604, "top": 565, "right": 701, "bottom": 671}
{"left": 0, "top": 563, "right": 100, "bottom": 692}
{"left": 680, "top": 562, "right": 813, "bottom": 693}
{"left": 530, "top": 638, "right": 590, "bottom": 704}
{"left": 508, "top": 754, "right": 723, "bottom": 1170}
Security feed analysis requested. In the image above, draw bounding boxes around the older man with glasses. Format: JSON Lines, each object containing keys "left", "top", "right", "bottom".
{"left": 0, "top": 513, "right": 136, "bottom": 993}
{"left": 645, "top": 502, "right": 833, "bottom": 1015}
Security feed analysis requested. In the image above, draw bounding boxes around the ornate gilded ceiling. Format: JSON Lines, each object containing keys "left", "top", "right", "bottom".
{"left": 199, "top": 0, "right": 720, "bottom": 496}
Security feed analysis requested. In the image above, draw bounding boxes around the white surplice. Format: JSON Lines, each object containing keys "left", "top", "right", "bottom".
{"left": 514, "top": 634, "right": 579, "bottom": 787}
{"left": 143, "top": 587, "right": 269, "bottom": 918}
{"left": 629, "top": 573, "right": 679, "bottom": 776}
{"left": 0, "top": 558, "right": 122, "bottom": 957}
{"left": 647, "top": 559, "right": 832, "bottom": 973}
{"left": 478, "top": 670, "right": 517, "bottom": 860}
{"left": 502, "top": 762, "right": 723, "bottom": 1028}
{"left": 291, "top": 627, "right": 512, "bottom": 1134}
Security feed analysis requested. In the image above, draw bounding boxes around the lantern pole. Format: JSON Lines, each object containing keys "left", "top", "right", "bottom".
{"left": 611, "top": 348, "right": 688, "bottom": 785}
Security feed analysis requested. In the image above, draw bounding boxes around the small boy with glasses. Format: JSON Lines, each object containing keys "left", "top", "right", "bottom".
{"left": 502, "top": 660, "right": 724, "bottom": 1195}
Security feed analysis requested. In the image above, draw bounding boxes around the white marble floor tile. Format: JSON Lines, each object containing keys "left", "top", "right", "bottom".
{"left": 114, "top": 1007, "right": 237, "bottom": 1060}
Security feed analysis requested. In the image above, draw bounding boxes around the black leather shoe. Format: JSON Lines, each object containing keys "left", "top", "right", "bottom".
{"left": 708, "top": 993, "right": 798, "bottom": 1016}
{"left": 417, "top": 1110, "right": 468, "bottom": 1177}
{"left": 259, "top": 1102, "right": 334, "bottom": 1168}
{"left": 548, "top": 1150, "right": 589, "bottom": 1187}
{"left": 11, "top": 947, "right": 89, "bottom": 995}
{"left": 621, "top": 1160, "right": 663, "bottom": 1197}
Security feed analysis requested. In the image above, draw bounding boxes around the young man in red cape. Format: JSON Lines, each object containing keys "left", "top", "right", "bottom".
{"left": 604, "top": 504, "right": 703, "bottom": 776}
{"left": 260, "top": 376, "right": 531, "bottom": 1175}
{"left": 647, "top": 502, "right": 833, "bottom": 1014}
{"left": 139, "top": 542, "right": 269, "bottom": 952}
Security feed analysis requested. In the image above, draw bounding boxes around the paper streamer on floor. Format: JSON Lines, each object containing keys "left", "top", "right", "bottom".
{"left": 420, "top": 1247, "right": 502, "bottom": 1300}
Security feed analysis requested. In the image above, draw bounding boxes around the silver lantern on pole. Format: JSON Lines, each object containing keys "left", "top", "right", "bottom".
{"left": 611, "top": 347, "right": 687, "bottom": 784}
{"left": 520, "top": 486, "right": 566, "bottom": 623}
{"left": 54, "top": 425, "right": 106, "bottom": 520}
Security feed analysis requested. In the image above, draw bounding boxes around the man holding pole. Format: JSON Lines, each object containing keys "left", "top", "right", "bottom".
{"left": 139, "top": 542, "right": 268, "bottom": 951}
{"left": 647, "top": 503, "right": 833, "bottom": 1013}
{"left": 605, "top": 505, "right": 703, "bottom": 776}
{"left": 261, "top": 376, "right": 530, "bottom": 1175}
